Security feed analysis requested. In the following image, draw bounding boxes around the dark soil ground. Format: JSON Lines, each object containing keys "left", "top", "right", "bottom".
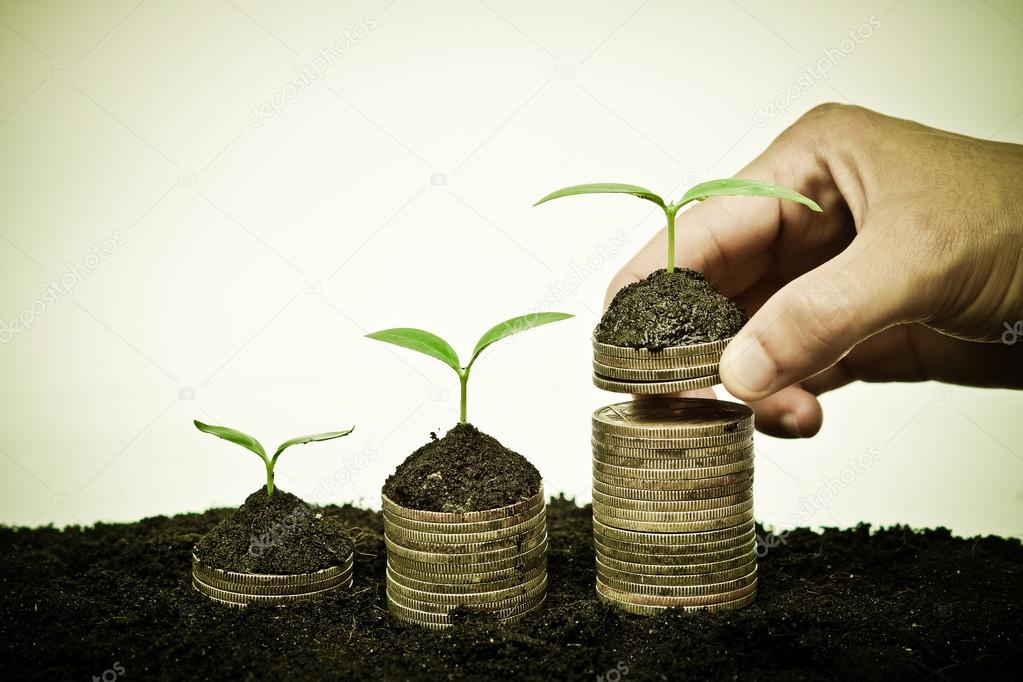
{"left": 193, "top": 488, "right": 353, "bottom": 574}
{"left": 596, "top": 269, "right": 748, "bottom": 350}
{"left": 1, "top": 498, "right": 1021, "bottom": 681}
{"left": 383, "top": 423, "right": 541, "bottom": 512}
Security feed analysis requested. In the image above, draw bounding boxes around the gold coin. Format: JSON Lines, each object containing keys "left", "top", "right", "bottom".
{"left": 594, "top": 522, "right": 755, "bottom": 552}
{"left": 385, "top": 536, "right": 548, "bottom": 574}
{"left": 595, "top": 556, "right": 755, "bottom": 586}
{"left": 385, "top": 527, "right": 547, "bottom": 564}
{"left": 592, "top": 336, "right": 733, "bottom": 359}
{"left": 593, "top": 517, "right": 752, "bottom": 544}
{"left": 384, "top": 518, "right": 546, "bottom": 555}
{"left": 384, "top": 556, "right": 548, "bottom": 588}
{"left": 593, "top": 448, "right": 754, "bottom": 470}
{"left": 593, "top": 351, "right": 721, "bottom": 370}
{"left": 386, "top": 569, "right": 547, "bottom": 605}
{"left": 592, "top": 399, "right": 753, "bottom": 438}
{"left": 596, "top": 577, "right": 756, "bottom": 607}
{"left": 192, "top": 574, "right": 352, "bottom": 607}
{"left": 594, "top": 531, "right": 756, "bottom": 561}
{"left": 597, "top": 585, "right": 756, "bottom": 615}
{"left": 593, "top": 360, "right": 720, "bottom": 382}
{"left": 387, "top": 561, "right": 547, "bottom": 594}
{"left": 592, "top": 439, "right": 754, "bottom": 460}
{"left": 597, "top": 548, "right": 757, "bottom": 572}
{"left": 190, "top": 553, "right": 353, "bottom": 587}
{"left": 591, "top": 489, "right": 752, "bottom": 512}
{"left": 381, "top": 485, "right": 544, "bottom": 524}
{"left": 593, "top": 429, "right": 752, "bottom": 450}
{"left": 383, "top": 499, "right": 544, "bottom": 534}
{"left": 387, "top": 592, "right": 546, "bottom": 629}
{"left": 593, "top": 459, "right": 753, "bottom": 480}
{"left": 592, "top": 499, "right": 753, "bottom": 523}
{"left": 388, "top": 575, "right": 547, "bottom": 614}
{"left": 594, "top": 509, "right": 754, "bottom": 533}
{"left": 191, "top": 564, "right": 353, "bottom": 596}
{"left": 384, "top": 509, "right": 546, "bottom": 545}
{"left": 594, "top": 540, "right": 756, "bottom": 569}
{"left": 596, "top": 565, "right": 757, "bottom": 597}
{"left": 592, "top": 469, "right": 753, "bottom": 491}
{"left": 593, "top": 373, "right": 721, "bottom": 394}
{"left": 593, "top": 478, "right": 752, "bottom": 501}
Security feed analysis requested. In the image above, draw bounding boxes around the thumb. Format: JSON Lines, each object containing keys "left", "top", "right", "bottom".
{"left": 719, "top": 232, "right": 918, "bottom": 401}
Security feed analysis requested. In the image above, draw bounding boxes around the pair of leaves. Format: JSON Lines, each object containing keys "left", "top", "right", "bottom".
{"left": 534, "top": 178, "right": 822, "bottom": 213}
{"left": 366, "top": 312, "right": 573, "bottom": 375}
{"left": 194, "top": 421, "right": 354, "bottom": 465}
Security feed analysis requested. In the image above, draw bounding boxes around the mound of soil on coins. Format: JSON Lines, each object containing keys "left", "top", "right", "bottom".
{"left": 2, "top": 499, "right": 1020, "bottom": 680}
{"left": 192, "top": 488, "right": 352, "bottom": 574}
{"left": 596, "top": 269, "right": 748, "bottom": 350}
{"left": 382, "top": 423, "right": 542, "bottom": 513}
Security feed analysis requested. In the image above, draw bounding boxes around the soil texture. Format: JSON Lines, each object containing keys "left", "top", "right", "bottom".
{"left": 596, "top": 268, "right": 748, "bottom": 350}
{"left": 383, "top": 423, "right": 541, "bottom": 513}
{"left": 192, "top": 488, "right": 353, "bottom": 573}
{"left": 1, "top": 498, "right": 1021, "bottom": 681}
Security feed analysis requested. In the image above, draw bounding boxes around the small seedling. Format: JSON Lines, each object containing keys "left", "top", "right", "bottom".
{"left": 367, "top": 312, "right": 573, "bottom": 424}
{"left": 193, "top": 421, "right": 354, "bottom": 496}
{"left": 535, "top": 179, "right": 822, "bottom": 273}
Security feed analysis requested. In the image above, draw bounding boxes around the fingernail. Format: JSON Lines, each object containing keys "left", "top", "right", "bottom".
{"left": 724, "top": 338, "right": 776, "bottom": 396}
{"left": 781, "top": 413, "right": 802, "bottom": 438}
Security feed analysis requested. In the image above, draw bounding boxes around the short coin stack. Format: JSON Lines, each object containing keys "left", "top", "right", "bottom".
{"left": 383, "top": 485, "right": 548, "bottom": 629}
{"left": 191, "top": 551, "right": 354, "bottom": 607}
{"left": 591, "top": 399, "right": 757, "bottom": 614}
{"left": 591, "top": 337, "right": 732, "bottom": 394}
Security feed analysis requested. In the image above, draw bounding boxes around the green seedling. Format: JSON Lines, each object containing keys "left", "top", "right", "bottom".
{"left": 535, "top": 179, "right": 822, "bottom": 273}
{"left": 193, "top": 421, "right": 354, "bottom": 496}
{"left": 367, "top": 312, "right": 573, "bottom": 424}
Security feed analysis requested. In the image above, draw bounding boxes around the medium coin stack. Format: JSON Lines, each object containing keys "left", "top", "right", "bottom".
{"left": 591, "top": 399, "right": 758, "bottom": 614}
{"left": 383, "top": 485, "right": 548, "bottom": 630}
{"left": 591, "top": 337, "right": 732, "bottom": 394}
{"left": 191, "top": 551, "right": 354, "bottom": 607}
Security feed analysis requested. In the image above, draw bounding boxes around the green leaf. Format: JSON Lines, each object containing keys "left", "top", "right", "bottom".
{"left": 469, "top": 312, "right": 574, "bottom": 366}
{"left": 678, "top": 178, "right": 822, "bottom": 212}
{"left": 273, "top": 427, "right": 354, "bottom": 463}
{"left": 534, "top": 183, "right": 665, "bottom": 208}
{"left": 366, "top": 328, "right": 461, "bottom": 372}
{"left": 193, "top": 420, "right": 268, "bottom": 462}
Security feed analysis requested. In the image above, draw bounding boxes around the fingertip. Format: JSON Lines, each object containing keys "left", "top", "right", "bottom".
{"left": 720, "top": 336, "right": 777, "bottom": 401}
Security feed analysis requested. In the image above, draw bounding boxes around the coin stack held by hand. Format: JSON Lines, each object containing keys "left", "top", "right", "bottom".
{"left": 591, "top": 337, "right": 732, "bottom": 395}
{"left": 383, "top": 486, "right": 548, "bottom": 629}
{"left": 591, "top": 399, "right": 758, "bottom": 614}
{"left": 191, "top": 551, "right": 354, "bottom": 607}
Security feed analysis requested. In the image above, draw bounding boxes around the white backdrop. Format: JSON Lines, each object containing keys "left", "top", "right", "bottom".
{"left": 1, "top": 0, "right": 1021, "bottom": 538}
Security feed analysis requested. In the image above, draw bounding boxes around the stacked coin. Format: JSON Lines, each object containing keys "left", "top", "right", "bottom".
{"left": 591, "top": 337, "right": 732, "bottom": 394}
{"left": 384, "top": 485, "right": 548, "bottom": 630}
{"left": 191, "top": 551, "right": 354, "bottom": 607}
{"left": 591, "top": 399, "right": 757, "bottom": 614}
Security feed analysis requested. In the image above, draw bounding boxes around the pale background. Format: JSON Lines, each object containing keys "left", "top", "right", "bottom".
{"left": 1, "top": 0, "right": 1021, "bottom": 537}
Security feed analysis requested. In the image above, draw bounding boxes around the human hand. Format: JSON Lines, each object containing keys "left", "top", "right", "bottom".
{"left": 606, "top": 104, "right": 1023, "bottom": 438}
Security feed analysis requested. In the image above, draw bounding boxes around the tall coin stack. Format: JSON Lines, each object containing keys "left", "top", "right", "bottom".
{"left": 591, "top": 337, "right": 731, "bottom": 394}
{"left": 383, "top": 485, "right": 548, "bottom": 629}
{"left": 591, "top": 399, "right": 758, "bottom": 614}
